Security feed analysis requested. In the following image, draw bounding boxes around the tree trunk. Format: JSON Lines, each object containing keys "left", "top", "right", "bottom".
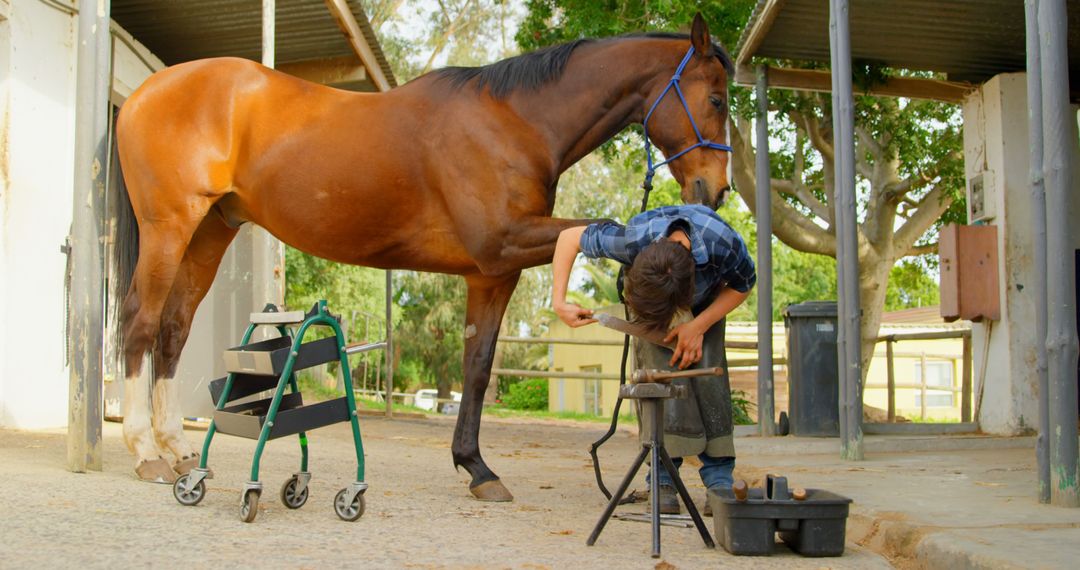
{"left": 858, "top": 252, "right": 893, "bottom": 385}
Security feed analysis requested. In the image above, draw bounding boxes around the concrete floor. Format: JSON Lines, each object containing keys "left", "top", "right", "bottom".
{"left": 1, "top": 414, "right": 1076, "bottom": 569}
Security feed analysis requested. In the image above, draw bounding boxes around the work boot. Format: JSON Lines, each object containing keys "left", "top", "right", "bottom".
{"left": 703, "top": 494, "right": 713, "bottom": 517}
{"left": 647, "top": 485, "right": 681, "bottom": 514}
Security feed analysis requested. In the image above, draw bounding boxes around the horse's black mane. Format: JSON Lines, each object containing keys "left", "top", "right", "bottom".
{"left": 433, "top": 32, "right": 734, "bottom": 99}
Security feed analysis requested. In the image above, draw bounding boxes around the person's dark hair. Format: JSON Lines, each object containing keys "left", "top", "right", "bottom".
{"left": 624, "top": 240, "right": 695, "bottom": 333}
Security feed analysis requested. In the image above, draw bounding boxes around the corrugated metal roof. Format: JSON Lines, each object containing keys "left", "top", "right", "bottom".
{"left": 112, "top": 0, "right": 396, "bottom": 89}
{"left": 736, "top": 0, "right": 1079, "bottom": 87}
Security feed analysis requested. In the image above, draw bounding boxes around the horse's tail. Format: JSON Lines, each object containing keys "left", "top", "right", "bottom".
{"left": 111, "top": 124, "right": 139, "bottom": 354}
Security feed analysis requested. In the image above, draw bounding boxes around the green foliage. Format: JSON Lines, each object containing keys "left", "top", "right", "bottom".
{"left": 296, "top": 372, "right": 341, "bottom": 402}
{"left": 885, "top": 257, "right": 940, "bottom": 311}
{"left": 393, "top": 272, "right": 466, "bottom": 395}
{"left": 517, "top": 1, "right": 755, "bottom": 58}
{"left": 501, "top": 378, "right": 549, "bottom": 410}
{"left": 731, "top": 389, "right": 755, "bottom": 426}
{"left": 285, "top": 247, "right": 390, "bottom": 319}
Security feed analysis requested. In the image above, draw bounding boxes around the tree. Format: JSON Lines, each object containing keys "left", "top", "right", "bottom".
{"left": 518, "top": 1, "right": 963, "bottom": 381}
{"left": 393, "top": 271, "right": 466, "bottom": 399}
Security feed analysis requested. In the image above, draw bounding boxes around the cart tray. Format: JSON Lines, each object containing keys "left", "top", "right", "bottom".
{"left": 223, "top": 335, "right": 339, "bottom": 376}
{"left": 208, "top": 373, "right": 283, "bottom": 406}
{"left": 708, "top": 487, "right": 852, "bottom": 557}
{"left": 214, "top": 393, "right": 351, "bottom": 440}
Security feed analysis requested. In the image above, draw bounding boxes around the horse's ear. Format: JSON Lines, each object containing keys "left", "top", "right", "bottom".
{"left": 690, "top": 13, "right": 712, "bottom": 56}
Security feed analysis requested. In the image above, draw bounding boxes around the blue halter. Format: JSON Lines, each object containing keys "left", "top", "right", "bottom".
{"left": 641, "top": 45, "right": 734, "bottom": 197}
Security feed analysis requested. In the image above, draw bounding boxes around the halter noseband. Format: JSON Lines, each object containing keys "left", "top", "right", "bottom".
{"left": 641, "top": 45, "right": 734, "bottom": 199}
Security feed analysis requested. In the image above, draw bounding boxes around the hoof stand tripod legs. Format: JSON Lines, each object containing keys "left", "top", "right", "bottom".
{"left": 586, "top": 376, "right": 719, "bottom": 558}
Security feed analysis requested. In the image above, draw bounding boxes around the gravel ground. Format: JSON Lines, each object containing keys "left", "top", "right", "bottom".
{"left": 0, "top": 415, "right": 890, "bottom": 569}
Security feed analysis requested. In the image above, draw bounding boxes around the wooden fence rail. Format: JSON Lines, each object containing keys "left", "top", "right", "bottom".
{"left": 875, "top": 329, "right": 972, "bottom": 422}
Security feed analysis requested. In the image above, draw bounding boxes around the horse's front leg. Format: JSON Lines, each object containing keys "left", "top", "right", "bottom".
{"left": 479, "top": 216, "right": 605, "bottom": 275}
{"left": 453, "top": 272, "right": 521, "bottom": 501}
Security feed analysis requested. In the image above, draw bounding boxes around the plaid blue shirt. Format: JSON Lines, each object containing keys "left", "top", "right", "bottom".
{"left": 579, "top": 205, "right": 756, "bottom": 309}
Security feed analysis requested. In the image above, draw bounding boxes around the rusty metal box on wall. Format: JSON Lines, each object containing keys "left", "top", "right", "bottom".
{"left": 939, "top": 224, "right": 1000, "bottom": 322}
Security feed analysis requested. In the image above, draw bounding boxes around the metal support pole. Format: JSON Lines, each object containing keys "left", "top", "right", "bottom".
{"left": 755, "top": 65, "right": 776, "bottom": 436}
{"left": 1025, "top": 0, "right": 1051, "bottom": 505}
{"left": 251, "top": 0, "right": 284, "bottom": 313}
{"left": 1038, "top": 0, "right": 1079, "bottom": 507}
{"left": 830, "top": 0, "right": 864, "bottom": 460}
{"left": 67, "top": 0, "right": 112, "bottom": 473}
{"left": 828, "top": 11, "right": 849, "bottom": 448}
{"left": 385, "top": 270, "right": 394, "bottom": 417}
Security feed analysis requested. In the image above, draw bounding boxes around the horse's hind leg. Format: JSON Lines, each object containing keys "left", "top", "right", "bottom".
{"left": 453, "top": 272, "right": 521, "bottom": 502}
{"left": 152, "top": 214, "right": 238, "bottom": 474}
{"left": 121, "top": 210, "right": 211, "bottom": 483}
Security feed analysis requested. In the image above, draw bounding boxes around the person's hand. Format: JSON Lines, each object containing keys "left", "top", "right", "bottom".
{"left": 664, "top": 320, "right": 706, "bottom": 369}
{"left": 554, "top": 302, "right": 596, "bottom": 328}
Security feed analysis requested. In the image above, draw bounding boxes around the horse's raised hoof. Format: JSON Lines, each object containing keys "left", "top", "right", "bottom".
{"left": 135, "top": 458, "right": 178, "bottom": 484}
{"left": 172, "top": 454, "right": 200, "bottom": 476}
{"left": 470, "top": 479, "right": 514, "bottom": 502}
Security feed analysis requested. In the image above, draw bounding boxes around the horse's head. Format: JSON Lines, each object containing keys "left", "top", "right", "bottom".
{"left": 642, "top": 15, "right": 733, "bottom": 210}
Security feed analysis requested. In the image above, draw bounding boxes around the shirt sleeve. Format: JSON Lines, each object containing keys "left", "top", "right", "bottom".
{"left": 579, "top": 221, "right": 635, "bottom": 265}
{"left": 716, "top": 236, "right": 757, "bottom": 293}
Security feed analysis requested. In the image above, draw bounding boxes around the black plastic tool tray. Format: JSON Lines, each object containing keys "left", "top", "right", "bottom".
{"left": 222, "top": 335, "right": 339, "bottom": 376}
{"left": 708, "top": 488, "right": 852, "bottom": 557}
{"left": 213, "top": 392, "right": 350, "bottom": 440}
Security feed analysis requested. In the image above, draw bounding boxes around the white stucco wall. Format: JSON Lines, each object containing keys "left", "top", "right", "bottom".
{"left": 0, "top": 0, "right": 76, "bottom": 429}
{"left": 962, "top": 73, "right": 1080, "bottom": 435}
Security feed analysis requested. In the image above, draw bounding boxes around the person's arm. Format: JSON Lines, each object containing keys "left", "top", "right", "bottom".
{"left": 551, "top": 226, "right": 597, "bottom": 328}
{"left": 663, "top": 287, "right": 751, "bottom": 369}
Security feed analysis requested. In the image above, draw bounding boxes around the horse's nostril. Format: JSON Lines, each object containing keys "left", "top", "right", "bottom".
{"left": 693, "top": 178, "right": 708, "bottom": 204}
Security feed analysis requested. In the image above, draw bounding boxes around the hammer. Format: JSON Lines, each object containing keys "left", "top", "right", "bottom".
{"left": 631, "top": 367, "right": 725, "bottom": 384}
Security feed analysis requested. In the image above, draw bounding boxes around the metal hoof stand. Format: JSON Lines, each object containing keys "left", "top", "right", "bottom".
{"left": 587, "top": 369, "right": 722, "bottom": 558}
{"left": 172, "top": 300, "right": 385, "bottom": 523}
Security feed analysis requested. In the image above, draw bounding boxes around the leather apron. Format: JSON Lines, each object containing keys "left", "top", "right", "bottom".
{"left": 635, "top": 318, "right": 735, "bottom": 459}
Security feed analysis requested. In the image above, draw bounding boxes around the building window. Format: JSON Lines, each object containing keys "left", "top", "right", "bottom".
{"left": 914, "top": 361, "right": 955, "bottom": 407}
{"left": 581, "top": 365, "right": 602, "bottom": 416}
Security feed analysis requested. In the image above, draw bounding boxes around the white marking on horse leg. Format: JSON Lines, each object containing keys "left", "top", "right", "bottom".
{"left": 465, "top": 324, "right": 477, "bottom": 339}
{"left": 123, "top": 372, "right": 163, "bottom": 465}
{"left": 152, "top": 376, "right": 195, "bottom": 462}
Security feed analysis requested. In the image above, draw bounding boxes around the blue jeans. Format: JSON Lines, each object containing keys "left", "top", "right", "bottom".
{"left": 647, "top": 455, "right": 735, "bottom": 491}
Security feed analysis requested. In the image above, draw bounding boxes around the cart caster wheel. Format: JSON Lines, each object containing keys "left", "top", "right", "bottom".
{"left": 280, "top": 475, "right": 309, "bottom": 509}
{"left": 240, "top": 489, "right": 261, "bottom": 523}
{"left": 334, "top": 488, "right": 365, "bottom": 521}
{"left": 173, "top": 474, "right": 206, "bottom": 506}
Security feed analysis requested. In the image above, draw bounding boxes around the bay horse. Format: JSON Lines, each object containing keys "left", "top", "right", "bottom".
{"left": 114, "top": 14, "right": 733, "bottom": 501}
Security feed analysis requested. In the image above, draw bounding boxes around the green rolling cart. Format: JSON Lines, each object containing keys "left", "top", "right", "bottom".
{"left": 172, "top": 300, "right": 384, "bottom": 523}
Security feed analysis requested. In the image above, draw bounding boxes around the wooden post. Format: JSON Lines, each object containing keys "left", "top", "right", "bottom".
{"left": 920, "top": 352, "right": 928, "bottom": 421}
{"left": 886, "top": 339, "right": 896, "bottom": 423}
{"left": 961, "top": 333, "right": 972, "bottom": 423}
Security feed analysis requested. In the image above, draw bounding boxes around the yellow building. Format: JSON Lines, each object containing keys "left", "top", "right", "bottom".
{"left": 865, "top": 307, "right": 972, "bottom": 422}
{"left": 545, "top": 304, "right": 971, "bottom": 424}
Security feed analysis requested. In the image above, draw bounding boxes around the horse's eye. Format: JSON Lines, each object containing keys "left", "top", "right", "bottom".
{"left": 709, "top": 96, "right": 725, "bottom": 109}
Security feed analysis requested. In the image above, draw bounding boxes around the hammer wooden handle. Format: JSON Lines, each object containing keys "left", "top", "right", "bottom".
{"left": 631, "top": 367, "right": 725, "bottom": 384}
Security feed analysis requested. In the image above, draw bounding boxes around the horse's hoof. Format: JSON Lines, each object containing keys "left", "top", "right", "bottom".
{"left": 135, "top": 458, "right": 178, "bottom": 484}
{"left": 172, "top": 454, "right": 200, "bottom": 476}
{"left": 470, "top": 479, "right": 514, "bottom": 502}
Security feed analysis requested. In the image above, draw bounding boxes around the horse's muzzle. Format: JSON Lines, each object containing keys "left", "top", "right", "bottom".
{"left": 691, "top": 178, "right": 727, "bottom": 210}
